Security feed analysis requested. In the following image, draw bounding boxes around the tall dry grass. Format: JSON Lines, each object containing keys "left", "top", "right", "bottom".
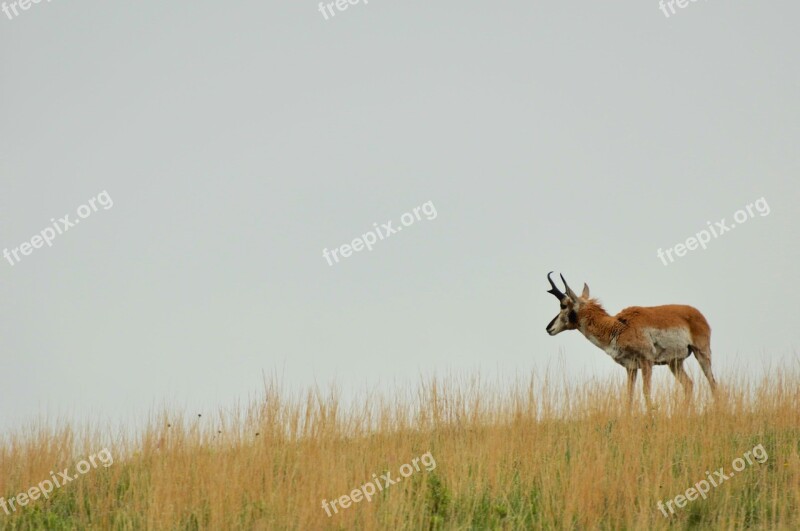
{"left": 1, "top": 369, "right": 799, "bottom": 530}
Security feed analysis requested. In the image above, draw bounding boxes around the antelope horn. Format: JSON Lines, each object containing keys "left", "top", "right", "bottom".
{"left": 560, "top": 274, "right": 578, "bottom": 301}
{"left": 546, "top": 272, "right": 565, "bottom": 301}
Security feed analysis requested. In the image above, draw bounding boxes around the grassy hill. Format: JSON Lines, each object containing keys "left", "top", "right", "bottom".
{"left": 1, "top": 371, "right": 797, "bottom": 530}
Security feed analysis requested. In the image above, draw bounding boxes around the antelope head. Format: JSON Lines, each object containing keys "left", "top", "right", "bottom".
{"left": 545, "top": 272, "right": 589, "bottom": 336}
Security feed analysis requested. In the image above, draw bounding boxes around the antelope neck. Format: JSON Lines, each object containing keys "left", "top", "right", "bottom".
{"left": 577, "top": 302, "right": 624, "bottom": 347}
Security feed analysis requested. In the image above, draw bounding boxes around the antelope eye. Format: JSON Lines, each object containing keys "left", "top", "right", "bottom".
{"left": 560, "top": 305, "right": 566, "bottom": 310}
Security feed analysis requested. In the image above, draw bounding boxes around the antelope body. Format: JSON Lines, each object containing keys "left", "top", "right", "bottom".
{"left": 545, "top": 273, "right": 717, "bottom": 406}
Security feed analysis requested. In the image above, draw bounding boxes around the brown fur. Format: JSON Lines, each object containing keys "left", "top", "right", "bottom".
{"left": 578, "top": 300, "right": 712, "bottom": 355}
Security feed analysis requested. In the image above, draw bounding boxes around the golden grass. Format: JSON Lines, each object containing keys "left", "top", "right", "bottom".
{"left": 1, "top": 369, "right": 799, "bottom": 530}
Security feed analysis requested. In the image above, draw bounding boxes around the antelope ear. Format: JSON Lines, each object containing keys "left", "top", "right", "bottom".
{"left": 581, "top": 283, "right": 590, "bottom": 299}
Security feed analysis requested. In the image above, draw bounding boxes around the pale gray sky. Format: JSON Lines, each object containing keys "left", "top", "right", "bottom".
{"left": 1, "top": 1, "right": 798, "bottom": 430}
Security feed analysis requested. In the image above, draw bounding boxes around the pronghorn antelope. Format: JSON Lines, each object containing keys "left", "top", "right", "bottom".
{"left": 545, "top": 272, "right": 717, "bottom": 406}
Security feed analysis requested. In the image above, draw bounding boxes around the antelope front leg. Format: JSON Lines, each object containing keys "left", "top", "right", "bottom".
{"left": 626, "top": 368, "right": 638, "bottom": 408}
{"left": 641, "top": 361, "right": 654, "bottom": 410}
